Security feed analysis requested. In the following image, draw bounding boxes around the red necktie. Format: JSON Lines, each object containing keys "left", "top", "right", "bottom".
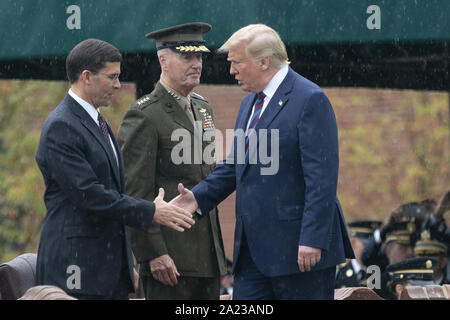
{"left": 97, "top": 112, "right": 114, "bottom": 152}
{"left": 245, "top": 92, "right": 265, "bottom": 152}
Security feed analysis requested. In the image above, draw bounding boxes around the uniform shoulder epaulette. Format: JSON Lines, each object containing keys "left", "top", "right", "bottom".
{"left": 337, "top": 259, "right": 350, "bottom": 269}
{"left": 134, "top": 93, "right": 157, "bottom": 109}
{"left": 191, "top": 92, "right": 208, "bottom": 102}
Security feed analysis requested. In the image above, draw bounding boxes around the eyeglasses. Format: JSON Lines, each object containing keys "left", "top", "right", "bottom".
{"left": 97, "top": 72, "right": 120, "bottom": 81}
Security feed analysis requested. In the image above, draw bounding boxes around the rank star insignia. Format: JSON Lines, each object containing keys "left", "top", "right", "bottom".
{"left": 137, "top": 96, "right": 150, "bottom": 105}
{"left": 421, "top": 229, "right": 431, "bottom": 241}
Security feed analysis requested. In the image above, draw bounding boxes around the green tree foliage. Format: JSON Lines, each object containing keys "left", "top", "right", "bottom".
{"left": 0, "top": 80, "right": 68, "bottom": 261}
{"left": 331, "top": 89, "right": 449, "bottom": 222}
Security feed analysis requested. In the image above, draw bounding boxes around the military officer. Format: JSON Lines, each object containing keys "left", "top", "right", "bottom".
{"left": 414, "top": 213, "right": 450, "bottom": 284}
{"left": 360, "top": 202, "right": 429, "bottom": 298}
{"left": 385, "top": 257, "right": 437, "bottom": 299}
{"left": 117, "top": 22, "right": 227, "bottom": 300}
{"left": 335, "top": 220, "right": 381, "bottom": 288}
{"left": 361, "top": 202, "right": 429, "bottom": 271}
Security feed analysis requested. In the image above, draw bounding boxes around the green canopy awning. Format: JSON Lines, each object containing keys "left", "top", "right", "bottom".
{"left": 0, "top": 0, "right": 449, "bottom": 92}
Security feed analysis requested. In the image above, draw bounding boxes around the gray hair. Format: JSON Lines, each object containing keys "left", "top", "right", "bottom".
{"left": 157, "top": 48, "right": 172, "bottom": 59}
{"left": 218, "top": 24, "right": 290, "bottom": 68}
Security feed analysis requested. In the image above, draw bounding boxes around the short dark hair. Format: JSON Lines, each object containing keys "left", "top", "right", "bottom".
{"left": 66, "top": 39, "right": 122, "bottom": 83}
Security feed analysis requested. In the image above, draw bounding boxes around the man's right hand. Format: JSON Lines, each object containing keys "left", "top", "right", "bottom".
{"left": 150, "top": 254, "right": 180, "bottom": 287}
{"left": 153, "top": 188, "right": 195, "bottom": 232}
{"left": 170, "top": 183, "right": 199, "bottom": 214}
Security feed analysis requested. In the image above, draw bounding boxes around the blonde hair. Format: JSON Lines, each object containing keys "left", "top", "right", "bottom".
{"left": 218, "top": 24, "right": 290, "bottom": 68}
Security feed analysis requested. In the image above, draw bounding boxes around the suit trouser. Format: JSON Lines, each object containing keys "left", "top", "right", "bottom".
{"left": 233, "top": 233, "right": 336, "bottom": 300}
{"left": 142, "top": 274, "right": 220, "bottom": 300}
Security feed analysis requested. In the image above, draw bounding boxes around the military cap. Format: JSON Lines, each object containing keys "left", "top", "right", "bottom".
{"left": 384, "top": 221, "right": 416, "bottom": 245}
{"left": 146, "top": 22, "right": 211, "bottom": 53}
{"left": 399, "top": 202, "right": 429, "bottom": 218}
{"left": 348, "top": 220, "right": 382, "bottom": 239}
{"left": 386, "top": 257, "right": 437, "bottom": 285}
{"left": 414, "top": 224, "right": 449, "bottom": 256}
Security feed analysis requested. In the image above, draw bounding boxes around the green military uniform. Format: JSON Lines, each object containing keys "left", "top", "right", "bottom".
{"left": 117, "top": 22, "right": 227, "bottom": 300}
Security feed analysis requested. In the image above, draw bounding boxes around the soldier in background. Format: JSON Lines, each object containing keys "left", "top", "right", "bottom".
{"left": 335, "top": 220, "right": 381, "bottom": 288}
{"left": 385, "top": 257, "right": 437, "bottom": 300}
{"left": 414, "top": 189, "right": 450, "bottom": 285}
{"left": 361, "top": 201, "right": 430, "bottom": 270}
{"left": 360, "top": 202, "right": 431, "bottom": 298}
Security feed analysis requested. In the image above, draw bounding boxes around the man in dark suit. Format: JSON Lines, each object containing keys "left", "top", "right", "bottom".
{"left": 35, "top": 39, "right": 194, "bottom": 300}
{"left": 172, "top": 24, "right": 354, "bottom": 299}
{"left": 117, "top": 23, "right": 227, "bottom": 300}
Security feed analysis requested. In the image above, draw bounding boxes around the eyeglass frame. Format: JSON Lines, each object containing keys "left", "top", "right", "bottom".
{"left": 95, "top": 72, "right": 120, "bottom": 81}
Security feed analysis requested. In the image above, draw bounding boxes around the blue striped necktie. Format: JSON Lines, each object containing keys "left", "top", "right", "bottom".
{"left": 245, "top": 92, "right": 265, "bottom": 153}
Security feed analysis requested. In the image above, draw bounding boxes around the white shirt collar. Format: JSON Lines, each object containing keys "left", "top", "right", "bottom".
{"left": 245, "top": 65, "right": 289, "bottom": 131}
{"left": 261, "top": 64, "right": 289, "bottom": 100}
{"left": 351, "top": 259, "right": 364, "bottom": 273}
{"left": 68, "top": 88, "right": 100, "bottom": 126}
{"left": 68, "top": 89, "right": 119, "bottom": 165}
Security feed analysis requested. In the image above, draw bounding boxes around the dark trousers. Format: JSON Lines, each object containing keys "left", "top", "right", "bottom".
{"left": 142, "top": 274, "right": 220, "bottom": 300}
{"left": 71, "top": 259, "right": 132, "bottom": 300}
{"left": 233, "top": 236, "right": 336, "bottom": 300}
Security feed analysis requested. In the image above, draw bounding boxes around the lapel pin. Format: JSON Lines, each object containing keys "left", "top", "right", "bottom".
{"left": 278, "top": 100, "right": 283, "bottom": 107}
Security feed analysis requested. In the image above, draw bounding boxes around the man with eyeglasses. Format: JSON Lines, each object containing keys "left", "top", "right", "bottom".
{"left": 34, "top": 38, "right": 195, "bottom": 300}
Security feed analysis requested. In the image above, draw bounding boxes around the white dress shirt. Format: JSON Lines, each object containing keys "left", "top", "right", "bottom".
{"left": 245, "top": 64, "right": 289, "bottom": 131}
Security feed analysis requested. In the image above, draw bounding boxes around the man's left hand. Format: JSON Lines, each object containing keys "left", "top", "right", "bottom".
{"left": 298, "top": 245, "right": 322, "bottom": 272}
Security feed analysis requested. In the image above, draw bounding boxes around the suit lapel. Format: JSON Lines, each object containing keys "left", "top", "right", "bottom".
{"left": 237, "top": 94, "right": 257, "bottom": 132}
{"left": 239, "top": 68, "right": 296, "bottom": 177}
{"left": 103, "top": 119, "right": 122, "bottom": 190}
{"left": 235, "top": 95, "right": 257, "bottom": 179}
{"left": 65, "top": 94, "right": 121, "bottom": 189}
{"left": 112, "top": 131, "right": 126, "bottom": 192}
{"left": 191, "top": 102, "right": 204, "bottom": 126}
{"left": 256, "top": 73, "right": 294, "bottom": 131}
{"left": 157, "top": 82, "right": 195, "bottom": 134}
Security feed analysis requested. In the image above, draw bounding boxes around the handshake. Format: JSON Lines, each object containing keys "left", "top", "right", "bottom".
{"left": 152, "top": 183, "right": 199, "bottom": 232}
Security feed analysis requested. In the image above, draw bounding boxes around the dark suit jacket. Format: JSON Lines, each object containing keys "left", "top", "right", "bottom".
{"left": 192, "top": 67, "right": 355, "bottom": 277}
{"left": 35, "top": 94, "right": 155, "bottom": 297}
{"left": 117, "top": 82, "right": 227, "bottom": 278}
